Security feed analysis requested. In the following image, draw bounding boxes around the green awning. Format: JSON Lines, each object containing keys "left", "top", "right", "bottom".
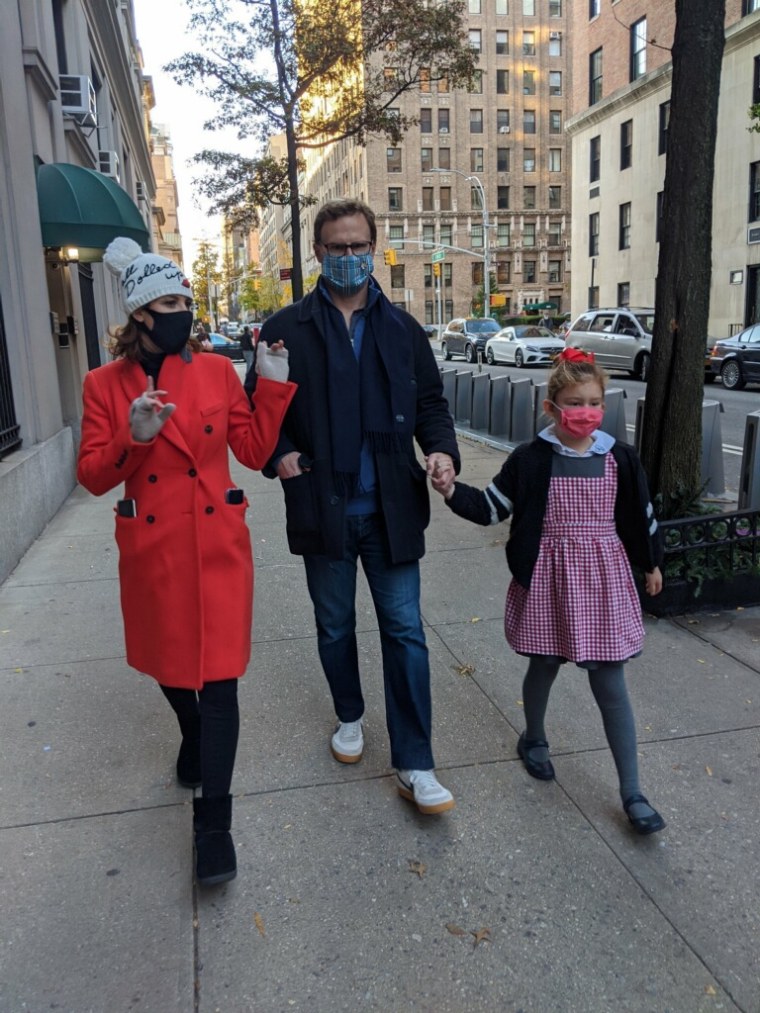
{"left": 37, "top": 162, "right": 150, "bottom": 261}
{"left": 533, "top": 301, "right": 558, "bottom": 310}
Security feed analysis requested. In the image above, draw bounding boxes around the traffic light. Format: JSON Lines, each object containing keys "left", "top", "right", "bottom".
{"left": 383, "top": 249, "right": 397, "bottom": 266}
{"left": 432, "top": 262, "right": 441, "bottom": 277}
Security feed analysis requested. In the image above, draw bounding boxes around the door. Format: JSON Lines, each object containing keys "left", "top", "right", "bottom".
{"left": 746, "top": 265, "right": 760, "bottom": 328}
{"left": 78, "top": 265, "right": 102, "bottom": 371}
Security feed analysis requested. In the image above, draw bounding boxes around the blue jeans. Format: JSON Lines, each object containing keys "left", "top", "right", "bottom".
{"left": 303, "top": 513, "right": 434, "bottom": 770}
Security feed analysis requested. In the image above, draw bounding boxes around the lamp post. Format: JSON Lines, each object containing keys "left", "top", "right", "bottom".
{"left": 431, "top": 167, "right": 491, "bottom": 318}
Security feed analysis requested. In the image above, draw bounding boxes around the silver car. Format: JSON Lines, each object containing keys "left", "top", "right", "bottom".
{"left": 565, "top": 307, "right": 655, "bottom": 379}
{"left": 485, "top": 326, "right": 564, "bottom": 367}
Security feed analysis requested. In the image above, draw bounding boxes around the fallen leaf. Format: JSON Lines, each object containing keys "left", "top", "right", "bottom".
{"left": 704, "top": 984, "right": 717, "bottom": 995}
{"left": 453, "top": 663, "right": 475, "bottom": 677}
{"left": 697, "top": 659, "right": 705, "bottom": 664}
{"left": 254, "top": 912, "right": 265, "bottom": 937}
{"left": 446, "top": 923, "right": 467, "bottom": 937}
{"left": 705, "top": 765, "right": 713, "bottom": 776}
{"left": 471, "top": 927, "right": 491, "bottom": 947}
{"left": 469, "top": 617, "right": 481, "bottom": 623}
{"left": 687, "top": 619, "right": 700, "bottom": 625}
{"left": 409, "top": 860, "right": 426, "bottom": 879}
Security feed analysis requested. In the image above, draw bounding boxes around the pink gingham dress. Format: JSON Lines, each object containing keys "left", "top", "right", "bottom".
{"left": 505, "top": 452, "right": 645, "bottom": 662}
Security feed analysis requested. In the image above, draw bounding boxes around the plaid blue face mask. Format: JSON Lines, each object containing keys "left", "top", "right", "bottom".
{"left": 321, "top": 252, "right": 374, "bottom": 295}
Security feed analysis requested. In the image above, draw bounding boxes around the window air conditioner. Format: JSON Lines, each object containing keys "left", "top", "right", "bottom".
{"left": 135, "top": 180, "right": 148, "bottom": 202}
{"left": 499, "top": 125, "right": 510, "bottom": 133}
{"left": 439, "top": 126, "right": 449, "bottom": 133}
{"left": 549, "top": 31, "right": 561, "bottom": 40}
{"left": 59, "top": 75, "right": 96, "bottom": 128}
{"left": 99, "top": 150, "right": 120, "bottom": 182}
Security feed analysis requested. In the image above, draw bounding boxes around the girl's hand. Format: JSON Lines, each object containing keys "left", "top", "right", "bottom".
{"left": 645, "top": 567, "right": 663, "bottom": 596}
{"left": 429, "top": 464, "right": 456, "bottom": 500}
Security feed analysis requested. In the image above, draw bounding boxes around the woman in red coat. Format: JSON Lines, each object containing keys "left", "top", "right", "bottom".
{"left": 77, "top": 237, "right": 295, "bottom": 886}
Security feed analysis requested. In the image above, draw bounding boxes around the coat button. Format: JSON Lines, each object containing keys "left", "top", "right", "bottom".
{"left": 395, "top": 414, "right": 405, "bottom": 422}
{"left": 204, "top": 425, "right": 213, "bottom": 434}
{"left": 148, "top": 474, "right": 158, "bottom": 483}
{"left": 329, "top": 495, "right": 339, "bottom": 505}
{"left": 146, "top": 515, "right": 155, "bottom": 524}
{"left": 188, "top": 468, "right": 197, "bottom": 477}
{"left": 205, "top": 506, "right": 214, "bottom": 514}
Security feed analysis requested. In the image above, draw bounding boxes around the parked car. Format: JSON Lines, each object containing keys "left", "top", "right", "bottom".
{"left": 710, "top": 324, "right": 760, "bottom": 389}
{"left": 208, "top": 332, "right": 243, "bottom": 361}
{"left": 441, "top": 317, "right": 502, "bottom": 362}
{"left": 421, "top": 323, "right": 439, "bottom": 339}
{"left": 485, "top": 325, "right": 564, "bottom": 367}
{"left": 565, "top": 307, "right": 655, "bottom": 379}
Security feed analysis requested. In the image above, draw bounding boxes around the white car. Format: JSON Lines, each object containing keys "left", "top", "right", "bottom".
{"left": 485, "top": 325, "right": 565, "bottom": 367}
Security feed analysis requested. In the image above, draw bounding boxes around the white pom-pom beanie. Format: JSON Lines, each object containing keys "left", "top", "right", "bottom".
{"left": 103, "top": 237, "right": 192, "bottom": 315}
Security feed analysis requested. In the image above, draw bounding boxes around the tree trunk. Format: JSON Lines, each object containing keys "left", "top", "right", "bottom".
{"left": 639, "top": 0, "right": 725, "bottom": 513}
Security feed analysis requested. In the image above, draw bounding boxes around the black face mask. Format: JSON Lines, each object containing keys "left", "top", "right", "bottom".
{"left": 136, "top": 309, "right": 193, "bottom": 356}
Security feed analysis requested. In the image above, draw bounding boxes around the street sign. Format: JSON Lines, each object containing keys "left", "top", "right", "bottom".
{"left": 431, "top": 248, "right": 445, "bottom": 263}
{"left": 279, "top": 268, "right": 292, "bottom": 280}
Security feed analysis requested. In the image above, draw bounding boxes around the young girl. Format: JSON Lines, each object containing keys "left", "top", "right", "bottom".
{"left": 432, "top": 349, "right": 666, "bottom": 834}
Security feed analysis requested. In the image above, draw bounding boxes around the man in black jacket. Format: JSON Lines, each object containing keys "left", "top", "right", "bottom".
{"left": 246, "top": 198, "right": 459, "bottom": 814}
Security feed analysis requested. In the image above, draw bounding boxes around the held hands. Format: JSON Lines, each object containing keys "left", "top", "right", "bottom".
{"left": 426, "top": 452, "right": 456, "bottom": 500}
{"left": 256, "top": 340, "right": 289, "bottom": 383}
{"left": 645, "top": 567, "right": 663, "bottom": 596}
{"left": 129, "top": 377, "right": 175, "bottom": 442}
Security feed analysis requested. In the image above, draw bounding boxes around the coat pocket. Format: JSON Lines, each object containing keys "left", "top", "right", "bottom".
{"left": 281, "top": 472, "right": 320, "bottom": 533}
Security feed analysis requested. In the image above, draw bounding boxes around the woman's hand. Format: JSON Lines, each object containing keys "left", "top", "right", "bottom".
{"left": 256, "top": 340, "right": 289, "bottom": 383}
{"left": 129, "top": 377, "right": 175, "bottom": 442}
{"left": 645, "top": 567, "right": 663, "bottom": 596}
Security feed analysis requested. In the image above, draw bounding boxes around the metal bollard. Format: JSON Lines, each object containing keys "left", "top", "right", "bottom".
{"left": 635, "top": 397, "right": 725, "bottom": 495}
{"left": 510, "top": 378, "right": 534, "bottom": 443}
{"left": 440, "top": 368, "right": 457, "bottom": 416}
{"left": 454, "top": 371, "right": 473, "bottom": 424}
{"left": 471, "top": 372, "right": 490, "bottom": 430}
{"left": 600, "top": 388, "right": 628, "bottom": 444}
{"left": 489, "top": 375, "right": 511, "bottom": 436}
{"left": 738, "top": 409, "right": 760, "bottom": 509}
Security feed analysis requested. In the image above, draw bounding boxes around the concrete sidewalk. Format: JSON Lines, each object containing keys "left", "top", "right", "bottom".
{"left": 1, "top": 431, "right": 759, "bottom": 1012}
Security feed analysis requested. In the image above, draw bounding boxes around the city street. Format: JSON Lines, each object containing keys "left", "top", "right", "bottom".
{"left": 432, "top": 348, "right": 759, "bottom": 501}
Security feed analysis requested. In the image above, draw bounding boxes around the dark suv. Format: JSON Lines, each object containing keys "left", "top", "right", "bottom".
{"left": 441, "top": 317, "right": 502, "bottom": 363}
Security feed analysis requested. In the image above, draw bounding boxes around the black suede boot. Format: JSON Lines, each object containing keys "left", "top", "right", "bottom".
{"left": 176, "top": 735, "right": 201, "bottom": 788}
{"left": 193, "top": 795, "right": 237, "bottom": 886}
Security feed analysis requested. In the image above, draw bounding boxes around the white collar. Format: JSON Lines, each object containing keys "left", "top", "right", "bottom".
{"left": 538, "top": 425, "right": 616, "bottom": 458}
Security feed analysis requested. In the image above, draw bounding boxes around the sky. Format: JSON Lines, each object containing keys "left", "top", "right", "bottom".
{"left": 132, "top": 0, "right": 249, "bottom": 267}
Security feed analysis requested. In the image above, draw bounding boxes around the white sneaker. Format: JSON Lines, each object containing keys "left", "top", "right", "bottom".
{"left": 396, "top": 769, "right": 455, "bottom": 814}
{"left": 330, "top": 719, "right": 364, "bottom": 763}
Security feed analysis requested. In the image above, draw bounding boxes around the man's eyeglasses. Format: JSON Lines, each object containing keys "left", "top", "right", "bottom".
{"left": 320, "top": 241, "right": 373, "bottom": 257}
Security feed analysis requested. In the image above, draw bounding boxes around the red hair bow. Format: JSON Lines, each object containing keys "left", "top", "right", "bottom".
{"left": 558, "top": 347, "right": 595, "bottom": 364}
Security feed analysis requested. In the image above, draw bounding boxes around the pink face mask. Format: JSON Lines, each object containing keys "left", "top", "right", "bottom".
{"left": 551, "top": 403, "right": 604, "bottom": 439}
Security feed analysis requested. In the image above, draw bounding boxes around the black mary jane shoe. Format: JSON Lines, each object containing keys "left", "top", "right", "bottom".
{"left": 624, "top": 793, "right": 666, "bottom": 835}
{"left": 517, "top": 733, "right": 555, "bottom": 781}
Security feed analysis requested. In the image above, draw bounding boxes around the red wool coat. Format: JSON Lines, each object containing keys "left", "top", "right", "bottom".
{"left": 77, "top": 352, "right": 296, "bottom": 689}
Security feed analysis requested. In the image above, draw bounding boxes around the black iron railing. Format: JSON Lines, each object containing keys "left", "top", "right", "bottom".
{"left": 659, "top": 509, "right": 760, "bottom": 592}
{"left": 0, "top": 296, "right": 21, "bottom": 458}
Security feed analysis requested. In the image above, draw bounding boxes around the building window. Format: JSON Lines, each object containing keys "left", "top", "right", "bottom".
{"left": 659, "top": 101, "right": 670, "bottom": 155}
{"left": 497, "top": 109, "right": 510, "bottom": 133}
{"left": 590, "top": 0, "right": 600, "bottom": 15}
{"left": 497, "top": 261, "right": 511, "bottom": 283}
{"left": 470, "top": 108, "right": 484, "bottom": 133}
{"left": 590, "top": 135, "right": 601, "bottom": 183}
{"left": 548, "top": 259, "right": 562, "bottom": 283}
{"left": 420, "top": 109, "right": 432, "bottom": 133}
{"left": 425, "top": 299, "right": 434, "bottom": 322}
{"left": 754, "top": 55, "right": 760, "bottom": 103}
{"left": 497, "top": 69, "right": 510, "bottom": 94}
{"left": 523, "top": 185, "right": 536, "bottom": 209}
{"left": 549, "top": 71, "right": 562, "bottom": 96}
{"left": 524, "top": 259, "right": 536, "bottom": 283}
{"left": 469, "top": 29, "right": 482, "bottom": 51}
{"left": 496, "top": 0, "right": 508, "bottom": 13}
{"left": 440, "top": 187, "right": 452, "bottom": 211}
{"left": 438, "top": 73, "right": 449, "bottom": 93}
{"left": 497, "top": 223, "right": 511, "bottom": 247}
{"left": 389, "top": 225, "right": 404, "bottom": 248}
{"left": 524, "top": 148, "right": 536, "bottom": 172}
{"left": 438, "top": 109, "right": 450, "bottom": 132}
{"left": 440, "top": 224, "right": 453, "bottom": 247}
{"left": 549, "top": 110, "right": 562, "bottom": 134}
{"left": 419, "top": 67, "right": 431, "bottom": 93}
{"left": 630, "top": 17, "right": 647, "bottom": 81}
{"left": 589, "top": 212, "right": 599, "bottom": 256}
{"left": 497, "top": 147, "right": 510, "bottom": 171}
{"left": 750, "top": 162, "right": 760, "bottom": 221}
{"left": 524, "top": 109, "right": 536, "bottom": 134}
{"left": 472, "top": 262, "right": 484, "bottom": 285}
{"left": 421, "top": 147, "right": 433, "bottom": 171}
{"left": 469, "top": 0, "right": 481, "bottom": 11}
{"left": 422, "top": 223, "right": 436, "bottom": 249}
{"left": 390, "top": 265, "right": 405, "bottom": 288}
{"left": 523, "top": 70, "right": 536, "bottom": 94}
{"left": 619, "top": 202, "right": 632, "bottom": 249}
{"left": 523, "top": 31, "right": 535, "bottom": 56}
{"left": 389, "top": 187, "right": 403, "bottom": 211}
{"left": 386, "top": 148, "right": 402, "bottom": 172}
{"left": 422, "top": 186, "right": 434, "bottom": 211}
{"left": 548, "top": 220, "right": 562, "bottom": 244}
{"left": 471, "top": 224, "right": 484, "bottom": 248}
{"left": 588, "top": 285, "right": 600, "bottom": 309}
{"left": 471, "top": 148, "right": 484, "bottom": 173}
{"left": 549, "top": 0, "right": 561, "bottom": 16}
{"left": 617, "top": 282, "right": 630, "bottom": 306}
{"left": 469, "top": 70, "right": 483, "bottom": 94}
{"left": 438, "top": 147, "right": 451, "bottom": 169}
{"left": 496, "top": 30, "right": 509, "bottom": 54}
{"left": 445, "top": 297, "right": 454, "bottom": 318}
{"left": 656, "top": 190, "right": 664, "bottom": 242}
{"left": 523, "top": 222, "right": 536, "bottom": 247}
{"left": 471, "top": 186, "right": 483, "bottom": 210}
{"left": 548, "top": 148, "right": 561, "bottom": 172}
{"left": 744, "top": 0, "right": 760, "bottom": 12}
{"left": 549, "top": 33, "right": 562, "bottom": 57}
{"left": 548, "top": 185, "right": 561, "bottom": 209}
{"left": 523, "top": 0, "right": 535, "bottom": 14}
{"left": 497, "top": 185, "right": 510, "bottom": 209}
{"left": 620, "top": 120, "right": 633, "bottom": 170}
{"left": 589, "top": 48, "right": 603, "bottom": 105}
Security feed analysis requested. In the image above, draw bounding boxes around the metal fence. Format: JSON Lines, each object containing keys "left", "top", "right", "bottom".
{"left": 0, "top": 295, "right": 21, "bottom": 458}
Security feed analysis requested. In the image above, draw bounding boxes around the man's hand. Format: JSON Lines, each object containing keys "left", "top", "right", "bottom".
{"left": 426, "top": 452, "right": 456, "bottom": 500}
{"left": 276, "top": 451, "right": 307, "bottom": 479}
{"left": 129, "top": 378, "right": 175, "bottom": 442}
{"left": 256, "top": 339, "right": 289, "bottom": 383}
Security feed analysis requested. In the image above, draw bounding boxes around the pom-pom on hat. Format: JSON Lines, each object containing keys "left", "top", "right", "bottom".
{"left": 103, "top": 237, "right": 192, "bottom": 315}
